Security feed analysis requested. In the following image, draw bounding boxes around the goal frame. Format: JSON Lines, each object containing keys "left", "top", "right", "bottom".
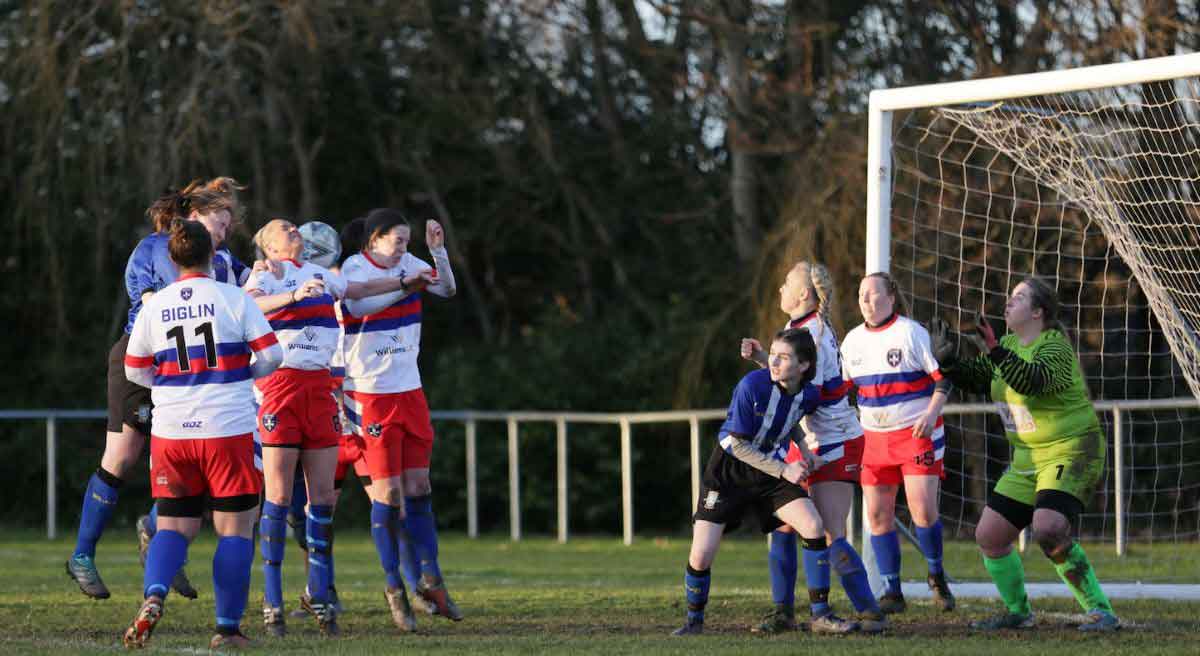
{"left": 859, "top": 53, "right": 1200, "bottom": 596}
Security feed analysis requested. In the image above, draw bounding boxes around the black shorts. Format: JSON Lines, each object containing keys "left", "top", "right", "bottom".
{"left": 693, "top": 445, "right": 808, "bottom": 534}
{"left": 106, "top": 333, "right": 152, "bottom": 435}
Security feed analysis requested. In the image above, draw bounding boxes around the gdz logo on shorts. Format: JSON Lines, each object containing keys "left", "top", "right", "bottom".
{"left": 332, "top": 414, "right": 342, "bottom": 434}
{"left": 704, "top": 490, "right": 720, "bottom": 510}
{"left": 262, "top": 414, "right": 278, "bottom": 432}
{"left": 367, "top": 423, "right": 383, "bottom": 438}
{"left": 136, "top": 404, "right": 152, "bottom": 425}
{"left": 886, "top": 348, "right": 903, "bottom": 367}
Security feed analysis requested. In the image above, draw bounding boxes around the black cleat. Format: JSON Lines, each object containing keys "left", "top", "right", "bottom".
{"left": 672, "top": 619, "right": 703, "bottom": 635}
{"left": 928, "top": 572, "right": 955, "bottom": 611}
{"left": 878, "top": 591, "right": 907, "bottom": 615}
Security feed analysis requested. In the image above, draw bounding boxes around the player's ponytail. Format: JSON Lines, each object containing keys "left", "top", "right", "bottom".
{"left": 793, "top": 260, "right": 838, "bottom": 340}
{"left": 168, "top": 218, "right": 213, "bottom": 270}
{"left": 340, "top": 216, "right": 367, "bottom": 266}
{"left": 147, "top": 188, "right": 191, "bottom": 233}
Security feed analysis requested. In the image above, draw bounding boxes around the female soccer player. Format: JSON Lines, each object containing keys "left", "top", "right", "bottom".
{"left": 935, "top": 278, "right": 1119, "bottom": 631}
{"left": 248, "top": 217, "right": 413, "bottom": 636}
{"left": 740, "top": 261, "right": 883, "bottom": 632}
{"left": 121, "top": 219, "right": 282, "bottom": 650}
{"left": 674, "top": 328, "right": 859, "bottom": 636}
{"left": 839, "top": 272, "right": 954, "bottom": 613}
{"left": 67, "top": 177, "right": 243, "bottom": 600}
{"left": 340, "top": 208, "right": 460, "bottom": 630}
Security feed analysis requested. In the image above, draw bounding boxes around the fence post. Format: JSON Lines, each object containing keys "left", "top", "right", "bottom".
{"left": 47, "top": 417, "right": 57, "bottom": 541}
{"left": 465, "top": 419, "right": 478, "bottom": 539}
{"left": 556, "top": 417, "right": 568, "bottom": 544}
{"left": 1113, "top": 407, "right": 1126, "bottom": 557}
{"left": 689, "top": 416, "right": 701, "bottom": 514}
{"left": 620, "top": 418, "right": 633, "bottom": 546}
{"left": 508, "top": 418, "right": 521, "bottom": 541}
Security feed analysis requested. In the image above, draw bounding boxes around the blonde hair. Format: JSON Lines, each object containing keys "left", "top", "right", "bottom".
{"left": 791, "top": 261, "right": 836, "bottom": 323}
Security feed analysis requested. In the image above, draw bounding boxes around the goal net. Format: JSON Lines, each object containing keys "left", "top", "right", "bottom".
{"left": 872, "top": 55, "right": 1200, "bottom": 583}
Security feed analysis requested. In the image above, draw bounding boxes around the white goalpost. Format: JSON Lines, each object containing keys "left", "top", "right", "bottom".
{"left": 864, "top": 53, "right": 1200, "bottom": 599}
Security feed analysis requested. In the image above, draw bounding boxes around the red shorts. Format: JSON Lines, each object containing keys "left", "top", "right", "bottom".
{"left": 344, "top": 388, "right": 434, "bottom": 480}
{"left": 256, "top": 368, "right": 341, "bottom": 450}
{"left": 334, "top": 433, "right": 370, "bottom": 483}
{"left": 860, "top": 420, "right": 945, "bottom": 486}
{"left": 786, "top": 435, "right": 865, "bottom": 485}
{"left": 150, "top": 433, "right": 262, "bottom": 499}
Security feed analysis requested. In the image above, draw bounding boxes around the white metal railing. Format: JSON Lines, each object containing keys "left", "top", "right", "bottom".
{"left": 4, "top": 398, "right": 1198, "bottom": 551}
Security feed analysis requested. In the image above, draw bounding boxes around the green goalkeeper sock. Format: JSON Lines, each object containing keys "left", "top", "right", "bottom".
{"left": 1052, "top": 542, "right": 1113, "bottom": 614}
{"left": 982, "top": 550, "right": 1030, "bottom": 616}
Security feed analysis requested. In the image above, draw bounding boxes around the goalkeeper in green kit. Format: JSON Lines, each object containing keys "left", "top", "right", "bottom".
{"left": 932, "top": 277, "right": 1119, "bottom": 632}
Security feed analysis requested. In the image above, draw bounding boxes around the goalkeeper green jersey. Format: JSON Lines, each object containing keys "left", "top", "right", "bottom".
{"left": 945, "top": 329, "right": 1100, "bottom": 449}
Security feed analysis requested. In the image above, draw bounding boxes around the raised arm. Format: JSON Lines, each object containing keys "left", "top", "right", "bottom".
{"left": 422, "top": 220, "right": 456, "bottom": 298}
{"left": 989, "top": 336, "right": 1077, "bottom": 397}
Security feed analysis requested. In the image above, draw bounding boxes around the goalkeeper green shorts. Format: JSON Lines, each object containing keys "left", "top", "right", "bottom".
{"left": 993, "top": 430, "right": 1105, "bottom": 507}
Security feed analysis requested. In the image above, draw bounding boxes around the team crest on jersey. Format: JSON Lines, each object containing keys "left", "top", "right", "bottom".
{"left": 367, "top": 423, "right": 383, "bottom": 438}
{"left": 314, "top": 272, "right": 323, "bottom": 280}
{"left": 886, "top": 348, "right": 902, "bottom": 367}
{"left": 303, "top": 327, "right": 317, "bottom": 341}
{"left": 181, "top": 287, "right": 192, "bottom": 301}
{"left": 262, "top": 413, "right": 278, "bottom": 432}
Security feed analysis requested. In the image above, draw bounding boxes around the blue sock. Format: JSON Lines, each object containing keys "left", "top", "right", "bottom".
{"left": 684, "top": 565, "right": 710, "bottom": 624}
{"left": 145, "top": 503, "right": 158, "bottom": 535}
{"left": 404, "top": 495, "right": 443, "bottom": 583}
{"left": 288, "top": 470, "right": 308, "bottom": 526}
{"left": 370, "top": 501, "right": 403, "bottom": 590}
{"left": 914, "top": 520, "right": 945, "bottom": 576}
{"left": 259, "top": 501, "right": 287, "bottom": 608}
{"left": 870, "top": 531, "right": 903, "bottom": 596}
{"left": 800, "top": 537, "right": 832, "bottom": 617}
{"left": 73, "top": 469, "right": 121, "bottom": 558}
{"left": 307, "top": 505, "right": 334, "bottom": 603}
{"left": 767, "top": 530, "right": 797, "bottom": 607}
{"left": 829, "top": 537, "right": 879, "bottom": 612}
{"left": 144, "top": 529, "right": 189, "bottom": 599}
{"left": 213, "top": 536, "right": 254, "bottom": 634}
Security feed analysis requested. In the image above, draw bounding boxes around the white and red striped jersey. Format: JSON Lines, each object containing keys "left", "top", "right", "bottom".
{"left": 339, "top": 249, "right": 454, "bottom": 394}
{"left": 246, "top": 259, "right": 347, "bottom": 372}
{"left": 787, "top": 311, "right": 863, "bottom": 448}
{"left": 841, "top": 314, "right": 944, "bottom": 435}
{"left": 125, "top": 273, "right": 280, "bottom": 439}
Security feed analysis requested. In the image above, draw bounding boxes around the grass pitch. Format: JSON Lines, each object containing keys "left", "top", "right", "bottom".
{"left": 3, "top": 529, "right": 1198, "bottom": 654}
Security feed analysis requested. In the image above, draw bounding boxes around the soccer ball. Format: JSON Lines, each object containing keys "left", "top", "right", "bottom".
{"left": 300, "top": 220, "right": 342, "bottom": 269}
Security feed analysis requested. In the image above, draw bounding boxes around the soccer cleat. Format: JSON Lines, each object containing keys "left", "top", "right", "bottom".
{"left": 330, "top": 584, "right": 343, "bottom": 614}
{"left": 878, "top": 591, "right": 907, "bottom": 615}
{"left": 136, "top": 515, "right": 153, "bottom": 567}
{"left": 301, "top": 594, "right": 341, "bottom": 637}
{"left": 970, "top": 611, "right": 1035, "bottom": 630}
{"left": 671, "top": 619, "right": 703, "bottom": 635}
{"left": 170, "top": 567, "right": 198, "bottom": 600}
{"left": 928, "top": 572, "right": 956, "bottom": 611}
{"left": 751, "top": 605, "right": 796, "bottom": 633}
{"left": 384, "top": 586, "right": 418, "bottom": 632}
{"left": 1078, "top": 610, "right": 1120, "bottom": 632}
{"left": 66, "top": 554, "right": 111, "bottom": 600}
{"left": 122, "top": 595, "right": 164, "bottom": 649}
{"left": 263, "top": 604, "right": 286, "bottom": 638}
{"left": 209, "top": 629, "right": 252, "bottom": 650}
{"left": 416, "top": 576, "right": 464, "bottom": 621}
{"left": 857, "top": 608, "right": 889, "bottom": 634}
{"left": 809, "top": 612, "right": 859, "bottom": 635}
{"left": 410, "top": 590, "right": 435, "bottom": 615}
